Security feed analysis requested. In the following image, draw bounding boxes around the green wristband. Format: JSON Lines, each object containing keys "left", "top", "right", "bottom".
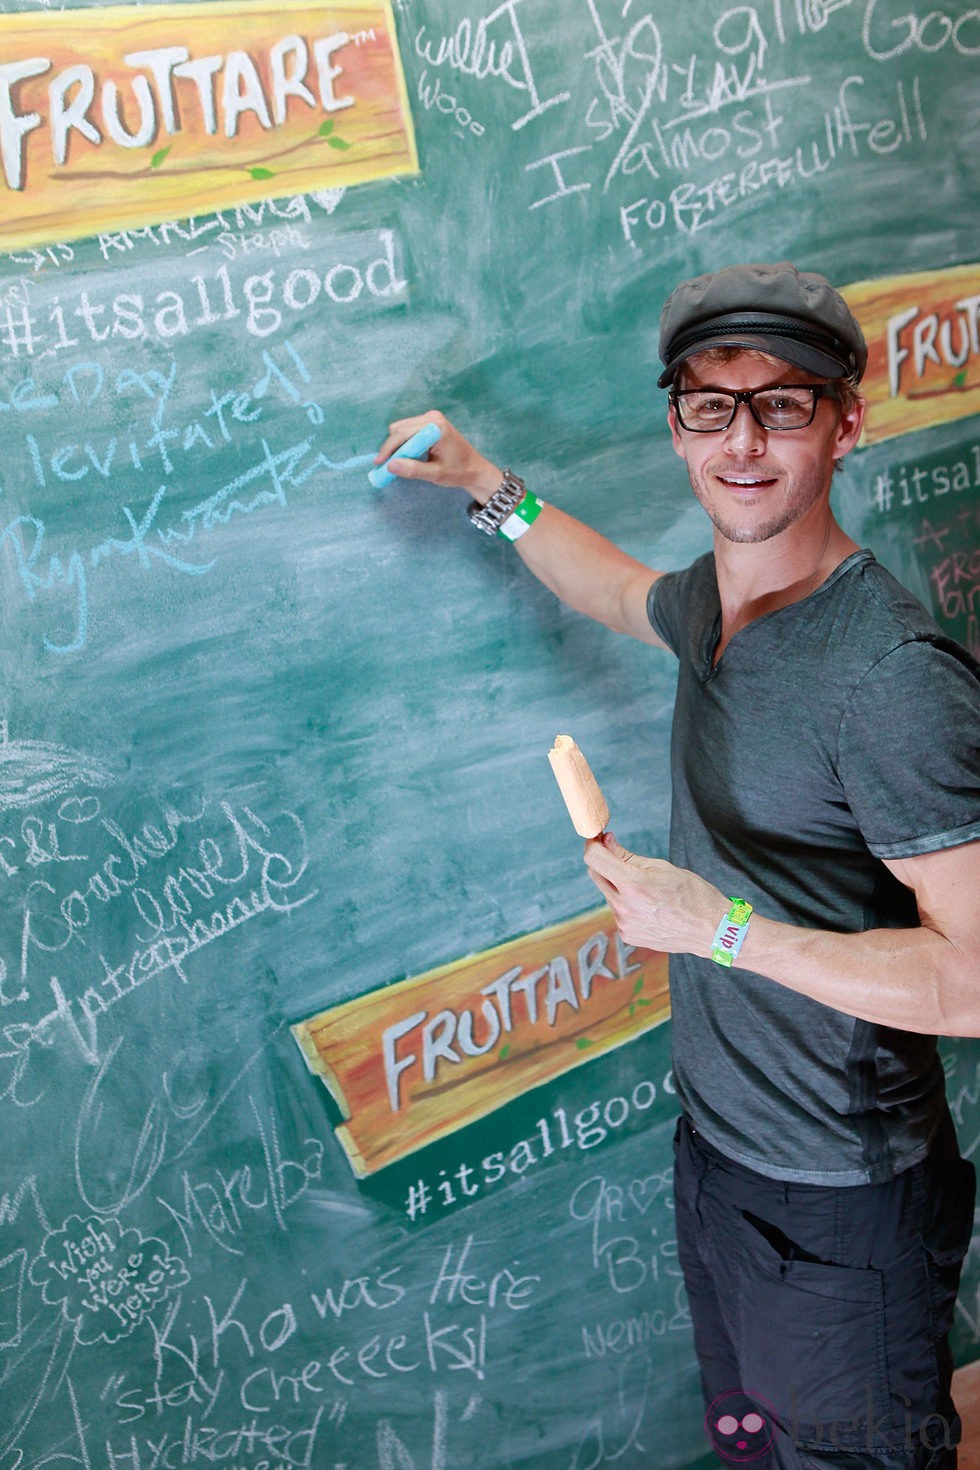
{"left": 498, "top": 491, "right": 545, "bottom": 541}
{"left": 711, "top": 898, "right": 753, "bottom": 968}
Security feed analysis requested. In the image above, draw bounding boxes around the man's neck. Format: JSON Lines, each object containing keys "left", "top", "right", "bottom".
{"left": 711, "top": 516, "right": 860, "bottom": 662}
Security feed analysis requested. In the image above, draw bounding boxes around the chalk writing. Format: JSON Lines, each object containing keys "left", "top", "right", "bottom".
{"left": 374, "top": 1390, "right": 481, "bottom": 1470}
{"left": 581, "top": 1301, "right": 688, "bottom": 1358}
{"left": 414, "top": 0, "right": 570, "bottom": 131}
{"left": 616, "top": 71, "right": 925, "bottom": 241}
{"left": 68, "top": 1029, "right": 286, "bottom": 1222}
{"left": 417, "top": 69, "right": 488, "bottom": 138}
{"left": 514, "top": 0, "right": 940, "bottom": 249}
{"left": 428, "top": 1234, "right": 538, "bottom": 1313}
{"left": 568, "top": 1360, "right": 652, "bottom": 1469}
{"left": 862, "top": 1, "right": 980, "bottom": 61}
{"left": 0, "top": 1245, "right": 27, "bottom": 1350}
{"left": 156, "top": 1100, "right": 325, "bottom": 1257}
{"left": 213, "top": 220, "right": 313, "bottom": 260}
{"left": 0, "top": 727, "right": 114, "bottom": 812}
{"left": 104, "top": 1390, "right": 488, "bottom": 1470}
{"left": 28, "top": 1215, "right": 189, "bottom": 1344}
{"left": 94, "top": 1248, "right": 517, "bottom": 1463}
{"left": 525, "top": 145, "right": 593, "bottom": 208}
{"left": 0, "top": 335, "right": 376, "bottom": 651}
{"left": 865, "top": 436, "right": 980, "bottom": 651}
{"left": 931, "top": 543, "right": 980, "bottom": 654}
{"left": 7, "top": 239, "right": 75, "bottom": 273}
{"left": 1, "top": 793, "right": 316, "bottom": 1106}
{"left": 948, "top": 1054, "right": 980, "bottom": 1161}
{"left": 78, "top": 194, "right": 343, "bottom": 264}
{"left": 0, "top": 228, "right": 407, "bottom": 364}
{"left": 0, "top": 198, "right": 328, "bottom": 273}
{"left": 310, "top": 1267, "right": 406, "bottom": 1321}
{"left": 104, "top": 1408, "right": 325, "bottom": 1467}
{"left": 5, "top": 338, "right": 322, "bottom": 468}
{"left": 569, "top": 1168, "right": 684, "bottom": 1298}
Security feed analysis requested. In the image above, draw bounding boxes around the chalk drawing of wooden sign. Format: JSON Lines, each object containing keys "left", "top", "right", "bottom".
{"left": 0, "top": 1, "right": 417, "bottom": 250}
{"left": 292, "top": 909, "right": 670, "bottom": 1176}
{"left": 843, "top": 264, "right": 980, "bottom": 446}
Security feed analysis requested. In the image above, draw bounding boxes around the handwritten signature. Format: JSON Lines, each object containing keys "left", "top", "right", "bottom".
{"left": 1, "top": 434, "right": 371, "bottom": 654}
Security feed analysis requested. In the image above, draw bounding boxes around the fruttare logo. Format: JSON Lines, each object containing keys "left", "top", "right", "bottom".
{"left": 292, "top": 907, "right": 670, "bottom": 1175}
{"left": 843, "top": 264, "right": 980, "bottom": 445}
{"left": 0, "top": 1, "right": 418, "bottom": 251}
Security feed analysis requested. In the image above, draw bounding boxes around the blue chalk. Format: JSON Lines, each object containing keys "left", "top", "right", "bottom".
{"left": 368, "top": 422, "right": 441, "bottom": 488}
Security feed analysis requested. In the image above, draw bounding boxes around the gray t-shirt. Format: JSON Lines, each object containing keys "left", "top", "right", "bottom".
{"left": 648, "top": 549, "right": 980, "bottom": 1185}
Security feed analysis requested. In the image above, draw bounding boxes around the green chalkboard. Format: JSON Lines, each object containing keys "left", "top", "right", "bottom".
{"left": 1, "top": 2, "right": 978, "bottom": 1466}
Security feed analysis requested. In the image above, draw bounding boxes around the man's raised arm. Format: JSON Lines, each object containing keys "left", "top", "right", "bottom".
{"left": 374, "top": 412, "right": 667, "bottom": 648}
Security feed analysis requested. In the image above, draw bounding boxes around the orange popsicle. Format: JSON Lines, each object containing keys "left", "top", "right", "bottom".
{"left": 548, "top": 734, "right": 609, "bottom": 838}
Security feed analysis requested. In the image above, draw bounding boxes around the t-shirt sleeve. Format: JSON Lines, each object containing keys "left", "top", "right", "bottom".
{"left": 836, "top": 638, "right": 980, "bottom": 859}
{"left": 647, "top": 572, "right": 682, "bottom": 654}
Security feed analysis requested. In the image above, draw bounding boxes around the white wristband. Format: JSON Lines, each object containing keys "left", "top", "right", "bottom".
{"left": 498, "top": 491, "right": 545, "bottom": 542}
{"left": 711, "top": 898, "right": 753, "bottom": 968}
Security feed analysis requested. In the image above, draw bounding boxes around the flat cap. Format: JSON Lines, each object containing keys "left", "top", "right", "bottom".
{"left": 657, "top": 262, "right": 867, "bottom": 388}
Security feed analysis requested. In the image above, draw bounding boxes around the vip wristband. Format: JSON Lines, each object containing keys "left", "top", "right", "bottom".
{"left": 711, "top": 898, "right": 753, "bottom": 968}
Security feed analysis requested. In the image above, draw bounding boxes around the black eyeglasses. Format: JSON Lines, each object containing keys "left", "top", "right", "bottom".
{"left": 670, "top": 384, "right": 837, "bottom": 433}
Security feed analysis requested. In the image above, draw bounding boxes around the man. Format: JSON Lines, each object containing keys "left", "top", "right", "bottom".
{"left": 374, "top": 262, "right": 980, "bottom": 1468}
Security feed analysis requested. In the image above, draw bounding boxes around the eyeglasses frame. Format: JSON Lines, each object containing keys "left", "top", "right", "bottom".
{"left": 669, "top": 382, "right": 840, "bottom": 433}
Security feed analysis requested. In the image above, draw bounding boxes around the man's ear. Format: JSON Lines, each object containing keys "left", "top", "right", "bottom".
{"left": 833, "top": 394, "right": 866, "bottom": 458}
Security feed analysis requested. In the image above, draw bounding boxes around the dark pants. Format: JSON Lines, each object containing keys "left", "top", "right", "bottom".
{"left": 673, "top": 1112, "right": 976, "bottom": 1468}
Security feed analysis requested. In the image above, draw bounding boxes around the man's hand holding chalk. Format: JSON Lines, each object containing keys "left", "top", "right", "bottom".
{"left": 372, "top": 412, "right": 504, "bottom": 500}
{"left": 369, "top": 421, "right": 442, "bottom": 488}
